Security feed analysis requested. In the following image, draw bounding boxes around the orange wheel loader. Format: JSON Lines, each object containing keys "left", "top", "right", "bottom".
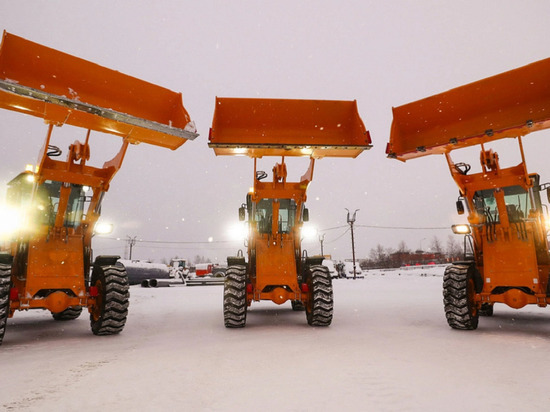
{"left": 387, "top": 58, "right": 550, "bottom": 329}
{"left": 209, "top": 97, "right": 371, "bottom": 327}
{"left": 0, "top": 32, "right": 197, "bottom": 344}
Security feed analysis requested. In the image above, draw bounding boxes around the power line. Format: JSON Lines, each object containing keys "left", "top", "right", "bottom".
{"left": 132, "top": 244, "right": 240, "bottom": 251}
{"left": 99, "top": 237, "right": 237, "bottom": 245}
{"left": 355, "top": 224, "right": 449, "bottom": 230}
{"left": 97, "top": 222, "right": 450, "bottom": 250}
{"left": 318, "top": 225, "right": 348, "bottom": 232}
{"left": 319, "top": 224, "right": 449, "bottom": 231}
{"left": 325, "top": 228, "right": 350, "bottom": 244}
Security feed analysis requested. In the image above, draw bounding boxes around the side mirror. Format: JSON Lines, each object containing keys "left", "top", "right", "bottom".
{"left": 238, "top": 206, "right": 246, "bottom": 221}
{"left": 456, "top": 200, "right": 465, "bottom": 215}
{"left": 303, "top": 208, "right": 309, "bottom": 222}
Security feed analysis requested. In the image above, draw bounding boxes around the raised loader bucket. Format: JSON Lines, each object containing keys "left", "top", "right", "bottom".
{"left": 0, "top": 31, "right": 197, "bottom": 149}
{"left": 209, "top": 97, "right": 371, "bottom": 158}
{"left": 387, "top": 58, "right": 550, "bottom": 161}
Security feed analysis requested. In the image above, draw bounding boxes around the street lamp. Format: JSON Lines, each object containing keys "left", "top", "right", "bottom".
{"left": 346, "top": 208, "right": 359, "bottom": 280}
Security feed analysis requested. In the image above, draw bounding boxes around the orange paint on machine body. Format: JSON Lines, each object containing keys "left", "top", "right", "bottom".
{"left": 209, "top": 97, "right": 371, "bottom": 327}
{"left": 387, "top": 57, "right": 550, "bottom": 329}
{"left": 0, "top": 32, "right": 197, "bottom": 344}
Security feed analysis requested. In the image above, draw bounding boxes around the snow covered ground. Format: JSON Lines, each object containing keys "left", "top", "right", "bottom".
{"left": 2, "top": 270, "right": 550, "bottom": 411}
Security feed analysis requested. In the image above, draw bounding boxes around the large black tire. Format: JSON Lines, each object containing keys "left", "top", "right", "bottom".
{"left": 0, "top": 263, "right": 11, "bottom": 345}
{"left": 223, "top": 265, "right": 247, "bottom": 328}
{"left": 90, "top": 264, "right": 130, "bottom": 335}
{"left": 305, "top": 265, "right": 333, "bottom": 326}
{"left": 52, "top": 306, "right": 83, "bottom": 321}
{"left": 443, "top": 263, "right": 479, "bottom": 330}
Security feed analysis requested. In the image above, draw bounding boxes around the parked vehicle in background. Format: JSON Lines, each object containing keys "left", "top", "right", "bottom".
{"left": 169, "top": 259, "right": 189, "bottom": 282}
{"left": 344, "top": 261, "right": 364, "bottom": 279}
{"left": 212, "top": 264, "right": 227, "bottom": 277}
{"left": 186, "top": 262, "right": 225, "bottom": 286}
{"left": 322, "top": 259, "right": 338, "bottom": 279}
{"left": 195, "top": 263, "right": 213, "bottom": 277}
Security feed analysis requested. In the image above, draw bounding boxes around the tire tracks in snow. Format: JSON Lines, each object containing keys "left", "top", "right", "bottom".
{"left": 1, "top": 360, "right": 111, "bottom": 411}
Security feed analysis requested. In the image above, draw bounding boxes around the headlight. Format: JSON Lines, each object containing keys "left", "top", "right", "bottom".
{"left": 228, "top": 222, "right": 248, "bottom": 241}
{"left": 94, "top": 222, "right": 114, "bottom": 235}
{"left": 301, "top": 225, "right": 317, "bottom": 240}
{"left": 0, "top": 209, "right": 23, "bottom": 238}
{"left": 0, "top": 204, "right": 31, "bottom": 238}
{"left": 451, "top": 224, "right": 471, "bottom": 234}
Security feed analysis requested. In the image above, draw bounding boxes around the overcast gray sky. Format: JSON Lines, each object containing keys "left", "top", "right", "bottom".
{"left": 1, "top": 0, "right": 550, "bottom": 264}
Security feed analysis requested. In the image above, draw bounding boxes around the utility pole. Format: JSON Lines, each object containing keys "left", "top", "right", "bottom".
{"left": 319, "top": 233, "right": 325, "bottom": 256}
{"left": 346, "top": 208, "right": 359, "bottom": 279}
{"left": 127, "top": 235, "right": 137, "bottom": 260}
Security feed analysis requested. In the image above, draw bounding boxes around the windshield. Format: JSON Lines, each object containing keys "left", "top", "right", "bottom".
{"left": 35, "top": 181, "right": 86, "bottom": 228}
{"left": 254, "top": 198, "right": 297, "bottom": 234}
{"left": 474, "top": 185, "right": 532, "bottom": 223}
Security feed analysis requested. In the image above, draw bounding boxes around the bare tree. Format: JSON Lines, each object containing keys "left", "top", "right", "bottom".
{"left": 397, "top": 240, "right": 410, "bottom": 254}
{"left": 194, "top": 255, "right": 211, "bottom": 264}
{"left": 446, "top": 235, "right": 463, "bottom": 261}
{"left": 369, "top": 244, "right": 387, "bottom": 268}
{"left": 431, "top": 236, "right": 444, "bottom": 255}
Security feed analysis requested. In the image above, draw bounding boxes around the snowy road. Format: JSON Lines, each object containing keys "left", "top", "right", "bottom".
{"left": 2, "top": 272, "right": 550, "bottom": 411}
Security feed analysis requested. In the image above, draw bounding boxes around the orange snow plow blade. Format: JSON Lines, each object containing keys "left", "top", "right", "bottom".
{"left": 387, "top": 58, "right": 550, "bottom": 161}
{"left": 209, "top": 97, "right": 371, "bottom": 158}
{"left": 0, "top": 31, "right": 197, "bottom": 149}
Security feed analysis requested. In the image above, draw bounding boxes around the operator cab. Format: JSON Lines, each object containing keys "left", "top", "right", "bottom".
{"left": 245, "top": 194, "right": 303, "bottom": 235}
{"left": 7, "top": 172, "right": 88, "bottom": 230}
{"left": 473, "top": 174, "right": 542, "bottom": 223}
{"left": 36, "top": 180, "right": 87, "bottom": 228}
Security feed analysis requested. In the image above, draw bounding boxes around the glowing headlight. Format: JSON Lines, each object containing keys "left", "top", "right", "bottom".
{"left": 228, "top": 222, "right": 248, "bottom": 241}
{"left": 0, "top": 206, "right": 25, "bottom": 238}
{"left": 94, "top": 222, "right": 114, "bottom": 235}
{"left": 301, "top": 225, "right": 317, "bottom": 240}
{"left": 451, "top": 224, "right": 471, "bottom": 235}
